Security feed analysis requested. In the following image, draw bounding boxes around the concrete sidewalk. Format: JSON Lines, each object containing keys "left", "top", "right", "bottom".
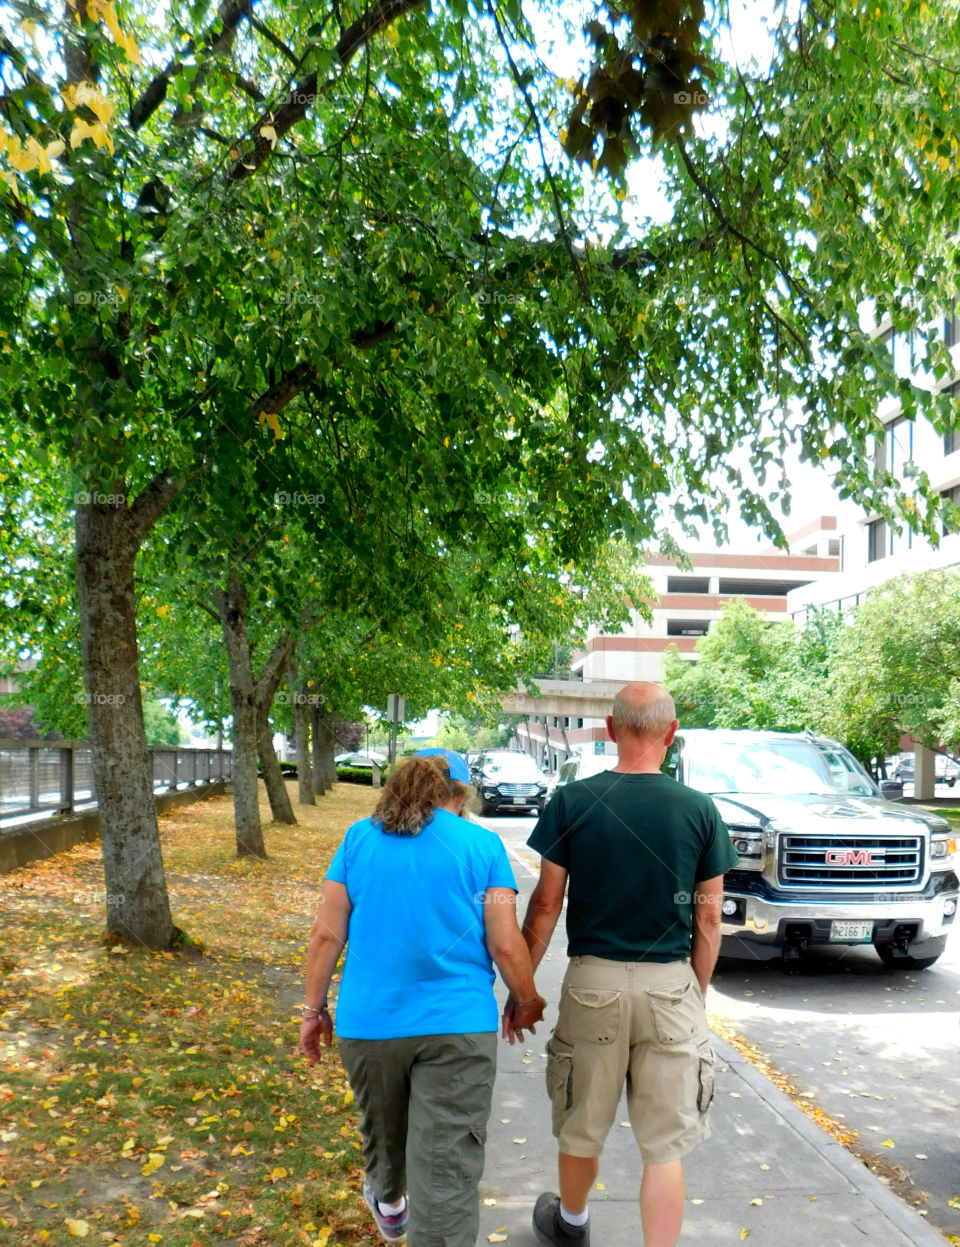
{"left": 480, "top": 945, "right": 944, "bottom": 1247}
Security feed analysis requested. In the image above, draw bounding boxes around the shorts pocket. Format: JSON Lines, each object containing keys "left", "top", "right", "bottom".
{"left": 696, "top": 1042, "right": 716, "bottom": 1114}
{"left": 545, "top": 1036, "right": 574, "bottom": 1134}
{"left": 469, "top": 1123, "right": 487, "bottom": 1146}
{"left": 646, "top": 980, "right": 699, "bottom": 1045}
{"left": 559, "top": 987, "right": 622, "bottom": 1044}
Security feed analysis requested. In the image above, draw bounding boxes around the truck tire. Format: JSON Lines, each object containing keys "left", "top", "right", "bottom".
{"left": 877, "top": 946, "right": 942, "bottom": 970}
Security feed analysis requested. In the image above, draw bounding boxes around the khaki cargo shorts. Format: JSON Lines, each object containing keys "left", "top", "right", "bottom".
{"left": 545, "top": 955, "right": 716, "bottom": 1164}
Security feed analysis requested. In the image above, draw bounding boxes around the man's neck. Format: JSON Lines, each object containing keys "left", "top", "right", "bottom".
{"left": 611, "top": 737, "right": 665, "bottom": 775}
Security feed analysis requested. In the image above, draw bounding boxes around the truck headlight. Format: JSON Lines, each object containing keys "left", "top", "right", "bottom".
{"left": 730, "top": 831, "right": 764, "bottom": 871}
{"left": 931, "top": 835, "right": 956, "bottom": 863}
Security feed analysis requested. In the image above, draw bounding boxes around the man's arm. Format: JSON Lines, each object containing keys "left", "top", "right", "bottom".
{"left": 300, "top": 880, "right": 352, "bottom": 1062}
{"left": 691, "top": 874, "right": 723, "bottom": 997}
{"left": 520, "top": 859, "right": 568, "bottom": 971}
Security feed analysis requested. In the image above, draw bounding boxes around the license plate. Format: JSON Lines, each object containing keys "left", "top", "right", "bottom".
{"left": 829, "top": 920, "right": 873, "bottom": 943}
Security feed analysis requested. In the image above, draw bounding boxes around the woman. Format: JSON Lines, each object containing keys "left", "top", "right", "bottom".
{"left": 300, "top": 747, "right": 546, "bottom": 1247}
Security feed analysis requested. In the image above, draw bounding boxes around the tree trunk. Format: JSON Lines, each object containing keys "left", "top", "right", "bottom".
{"left": 75, "top": 499, "right": 175, "bottom": 949}
{"left": 316, "top": 704, "right": 338, "bottom": 792}
{"left": 257, "top": 707, "right": 296, "bottom": 823}
{"left": 214, "top": 568, "right": 267, "bottom": 858}
{"left": 291, "top": 665, "right": 315, "bottom": 805}
{"left": 311, "top": 704, "right": 328, "bottom": 795}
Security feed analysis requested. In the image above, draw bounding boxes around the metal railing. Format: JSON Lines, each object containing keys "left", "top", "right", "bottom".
{"left": 0, "top": 739, "right": 233, "bottom": 826}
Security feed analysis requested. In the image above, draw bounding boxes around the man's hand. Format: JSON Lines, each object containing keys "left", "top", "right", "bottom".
{"left": 299, "top": 1009, "right": 333, "bottom": 1063}
{"left": 502, "top": 993, "right": 547, "bottom": 1045}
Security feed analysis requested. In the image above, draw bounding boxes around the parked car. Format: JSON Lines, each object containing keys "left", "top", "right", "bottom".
{"left": 334, "top": 752, "right": 386, "bottom": 770}
{"left": 664, "top": 730, "right": 958, "bottom": 970}
{"left": 473, "top": 750, "right": 549, "bottom": 816}
{"left": 891, "top": 752, "right": 959, "bottom": 787}
{"left": 554, "top": 752, "right": 618, "bottom": 789}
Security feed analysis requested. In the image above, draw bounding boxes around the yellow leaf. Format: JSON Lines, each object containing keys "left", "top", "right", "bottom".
{"left": 488, "top": 1233, "right": 508, "bottom": 1243}
{"left": 343, "top": 1088, "right": 354, "bottom": 1106}
{"left": 260, "top": 125, "right": 278, "bottom": 149}
{"left": 312, "top": 1230, "right": 332, "bottom": 1247}
{"left": 0, "top": 169, "right": 20, "bottom": 200}
{"left": 66, "top": 1222, "right": 90, "bottom": 1238}
{"left": 740, "top": 1232, "right": 749, "bottom": 1241}
{"left": 749, "top": 1198, "right": 762, "bottom": 1205}
{"left": 148, "top": 1237, "right": 163, "bottom": 1243}
{"left": 269, "top": 1167, "right": 288, "bottom": 1182}
{"left": 881, "top": 1139, "right": 895, "bottom": 1148}
{"left": 258, "top": 409, "right": 283, "bottom": 442}
{"left": 141, "top": 1152, "right": 166, "bottom": 1176}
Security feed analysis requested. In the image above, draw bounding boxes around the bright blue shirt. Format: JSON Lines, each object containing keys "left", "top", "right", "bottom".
{"left": 326, "top": 810, "right": 518, "bottom": 1039}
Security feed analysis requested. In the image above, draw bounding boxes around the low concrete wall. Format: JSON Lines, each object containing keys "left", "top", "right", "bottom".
{"left": 0, "top": 780, "right": 231, "bottom": 873}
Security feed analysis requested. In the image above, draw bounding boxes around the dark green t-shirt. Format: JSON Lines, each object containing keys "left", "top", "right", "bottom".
{"left": 527, "top": 770, "right": 738, "bottom": 962}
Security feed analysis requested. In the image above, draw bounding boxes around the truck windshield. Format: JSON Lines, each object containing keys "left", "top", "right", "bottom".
{"left": 684, "top": 739, "right": 876, "bottom": 798}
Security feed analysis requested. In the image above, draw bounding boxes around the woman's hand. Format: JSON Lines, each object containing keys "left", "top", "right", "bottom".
{"left": 299, "top": 1008, "right": 333, "bottom": 1062}
{"left": 502, "top": 993, "right": 547, "bottom": 1044}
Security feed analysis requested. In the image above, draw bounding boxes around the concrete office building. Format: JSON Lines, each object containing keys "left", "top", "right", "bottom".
{"left": 515, "top": 530, "right": 841, "bottom": 768}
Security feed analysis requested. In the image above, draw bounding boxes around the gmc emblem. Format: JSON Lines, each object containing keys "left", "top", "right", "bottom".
{"left": 825, "top": 848, "right": 885, "bottom": 866}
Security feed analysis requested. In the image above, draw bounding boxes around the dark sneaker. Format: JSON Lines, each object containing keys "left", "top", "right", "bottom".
{"left": 533, "top": 1192, "right": 590, "bottom": 1246}
{"left": 362, "top": 1178, "right": 408, "bottom": 1244}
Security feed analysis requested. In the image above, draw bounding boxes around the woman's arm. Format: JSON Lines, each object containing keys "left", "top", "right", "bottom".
{"left": 483, "top": 888, "right": 545, "bottom": 1042}
{"left": 300, "top": 880, "right": 352, "bottom": 1063}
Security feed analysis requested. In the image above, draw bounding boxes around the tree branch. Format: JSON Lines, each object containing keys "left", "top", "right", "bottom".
{"left": 226, "top": 0, "right": 426, "bottom": 183}
{"left": 129, "top": 0, "right": 249, "bottom": 132}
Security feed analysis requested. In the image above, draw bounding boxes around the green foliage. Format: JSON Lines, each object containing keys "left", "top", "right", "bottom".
{"left": 822, "top": 570, "right": 960, "bottom": 761}
{"left": 663, "top": 600, "right": 841, "bottom": 732}
{"left": 142, "top": 698, "right": 186, "bottom": 746}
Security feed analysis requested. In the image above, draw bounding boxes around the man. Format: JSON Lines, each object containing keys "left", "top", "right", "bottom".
{"left": 506, "top": 682, "right": 738, "bottom": 1247}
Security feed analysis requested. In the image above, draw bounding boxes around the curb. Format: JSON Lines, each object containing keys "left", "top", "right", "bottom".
{"left": 712, "top": 1034, "right": 946, "bottom": 1247}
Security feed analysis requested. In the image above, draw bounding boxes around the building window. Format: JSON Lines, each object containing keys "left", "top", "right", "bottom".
{"left": 942, "top": 484, "right": 960, "bottom": 536}
{"left": 666, "top": 620, "right": 710, "bottom": 637}
{"left": 943, "top": 381, "right": 960, "bottom": 455}
{"left": 827, "top": 539, "right": 840, "bottom": 556}
{"left": 717, "top": 578, "right": 803, "bottom": 596}
{"left": 945, "top": 308, "right": 960, "bottom": 349}
{"left": 666, "top": 576, "right": 710, "bottom": 593}
{"left": 577, "top": 718, "right": 584, "bottom": 729}
{"left": 867, "top": 518, "right": 888, "bottom": 563}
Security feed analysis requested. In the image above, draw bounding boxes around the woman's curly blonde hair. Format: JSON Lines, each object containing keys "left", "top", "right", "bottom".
{"left": 372, "top": 753, "right": 473, "bottom": 835}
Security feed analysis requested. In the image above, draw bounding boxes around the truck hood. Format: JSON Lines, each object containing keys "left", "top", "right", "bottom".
{"left": 711, "top": 793, "right": 951, "bottom": 837}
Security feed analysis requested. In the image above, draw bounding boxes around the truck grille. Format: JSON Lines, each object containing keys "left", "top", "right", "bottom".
{"left": 778, "top": 835, "right": 924, "bottom": 888}
{"left": 498, "top": 783, "right": 539, "bottom": 796}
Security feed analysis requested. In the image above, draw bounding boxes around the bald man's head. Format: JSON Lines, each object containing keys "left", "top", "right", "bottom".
{"left": 611, "top": 682, "right": 677, "bottom": 740}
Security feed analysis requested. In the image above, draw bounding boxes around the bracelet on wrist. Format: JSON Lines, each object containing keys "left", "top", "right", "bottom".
{"left": 301, "top": 1003, "right": 329, "bottom": 1019}
{"left": 516, "top": 996, "right": 540, "bottom": 1007}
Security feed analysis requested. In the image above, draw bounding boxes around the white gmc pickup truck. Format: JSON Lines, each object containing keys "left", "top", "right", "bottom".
{"left": 664, "top": 729, "right": 959, "bottom": 970}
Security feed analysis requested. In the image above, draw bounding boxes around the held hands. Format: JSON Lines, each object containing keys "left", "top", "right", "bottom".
{"left": 501, "top": 993, "right": 547, "bottom": 1045}
{"left": 299, "top": 1009, "right": 334, "bottom": 1063}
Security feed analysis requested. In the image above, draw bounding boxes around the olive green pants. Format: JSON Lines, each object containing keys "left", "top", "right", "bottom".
{"left": 338, "top": 1032, "right": 497, "bottom": 1247}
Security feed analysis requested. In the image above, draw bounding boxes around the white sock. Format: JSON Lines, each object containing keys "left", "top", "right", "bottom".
{"left": 378, "top": 1196, "right": 406, "bottom": 1217}
{"left": 560, "top": 1203, "right": 589, "bottom": 1227}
